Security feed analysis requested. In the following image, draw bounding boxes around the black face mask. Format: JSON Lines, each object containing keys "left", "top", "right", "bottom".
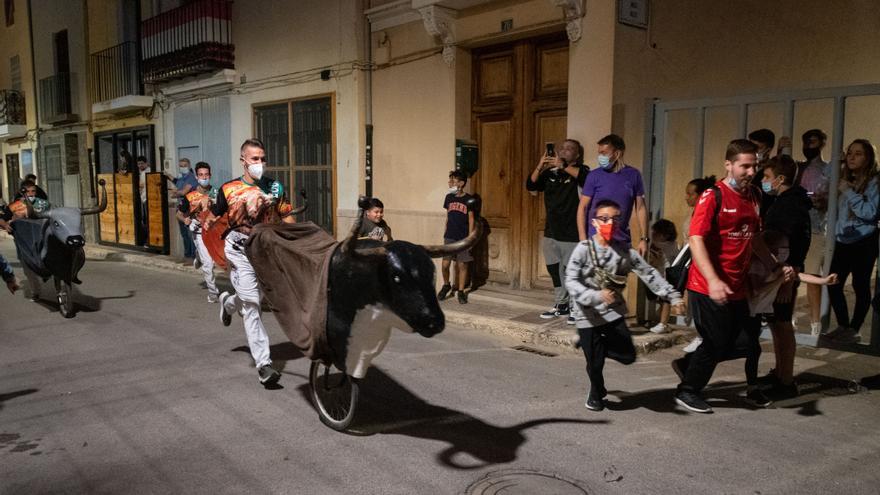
{"left": 803, "top": 147, "right": 821, "bottom": 160}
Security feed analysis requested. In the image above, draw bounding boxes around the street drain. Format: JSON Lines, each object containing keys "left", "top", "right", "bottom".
{"left": 511, "top": 345, "right": 558, "bottom": 357}
{"left": 465, "top": 469, "right": 590, "bottom": 494}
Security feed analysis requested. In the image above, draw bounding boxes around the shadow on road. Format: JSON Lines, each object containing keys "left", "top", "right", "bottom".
{"left": 231, "top": 342, "right": 306, "bottom": 378}
{"left": 0, "top": 388, "right": 38, "bottom": 411}
{"left": 297, "top": 366, "right": 606, "bottom": 470}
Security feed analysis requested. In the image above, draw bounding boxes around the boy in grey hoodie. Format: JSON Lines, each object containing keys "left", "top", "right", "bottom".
{"left": 566, "top": 199, "right": 685, "bottom": 411}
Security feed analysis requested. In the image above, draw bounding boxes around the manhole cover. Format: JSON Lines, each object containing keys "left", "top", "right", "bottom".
{"left": 465, "top": 469, "right": 590, "bottom": 494}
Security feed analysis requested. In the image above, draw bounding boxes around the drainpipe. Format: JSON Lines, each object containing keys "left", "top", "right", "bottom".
{"left": 363, "top": 0, "right": 373, "bottom": 197}
{"left": 26, "top": 0, "right": 40, "bottom": 181}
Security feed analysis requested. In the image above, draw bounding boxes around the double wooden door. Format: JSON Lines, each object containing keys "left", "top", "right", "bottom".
{"left": 472, "top": 35, "right": 569, "bottom": 289}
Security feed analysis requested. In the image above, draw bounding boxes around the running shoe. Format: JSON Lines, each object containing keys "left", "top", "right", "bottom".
{"left": 207, "top": 293, "right": 219, "bottom": 303}
{"left": 540, "top": 304, "right": 570, "bottom": 319}
{"left": 675, "top": 391, "right": 713, "bottom": 414}
{"left": 649, "top": 323, "right": 670, "bottom": 334}
{"left": 258, "top": 364, "right": 281, "bottom": 385}
{"left": 457, "top": 290, "right": 468, "bottom": 304}
{"left": 219, "top": 291, "right": 232, "bottom": 326}
{"left": 585, "top": 393, "right": 605, "bottom": 411}
{"left": 745, "top": 388, "right": 772, "bottom": 408}
{"left": 437, "top": 284, "right": 452, "bottom": 300}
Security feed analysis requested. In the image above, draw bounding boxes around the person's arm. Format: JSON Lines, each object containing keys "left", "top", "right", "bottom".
{"left": 690, "top": 235, "right": 732, "bottom": 304}
{"left": 527, "top": 153, "right": 553, "bottom": 190}
{"left": 576, "top": 195, "right": 592, "bottom": 241}
{"left": 635, "top": 195, "right": 649, "bottom": 256}
{"left": 841, "top": 178, "right": 879, "bottom": 222}
{"left": 628, "top": 248, "right": 685, "bottom": 308}
{"left": 799, "top": 272, "right": 838, "bottom": 285}
{"left": 468, "top": 210, "right": 475, "bottom": 234}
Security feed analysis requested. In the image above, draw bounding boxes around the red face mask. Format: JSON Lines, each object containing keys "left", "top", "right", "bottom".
{"left": 596, "top": 222, "right": 614, "bottom": 241}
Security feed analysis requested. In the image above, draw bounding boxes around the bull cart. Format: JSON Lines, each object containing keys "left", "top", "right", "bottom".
{"left": 247, "top": 197, "right": 481, "bottom": 431}
{"left": 10, "top": 180, "right": 108, "bottom": 318}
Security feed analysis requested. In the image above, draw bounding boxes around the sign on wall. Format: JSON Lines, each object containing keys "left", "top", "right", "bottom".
{"left": 618, "top": 0, "right": 648, "bottom": 29}
{"left": 64, "top": 133, "right": 80, "bottom": 175}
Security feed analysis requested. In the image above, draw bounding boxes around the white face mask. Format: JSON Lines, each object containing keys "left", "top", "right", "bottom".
{"left": 198, "top": 178, "right": 210, "bottom": 187}
{"left": 179, "top": 167, "right": 190, "bottom": 175}
{"left": 26, "top": 195, "right": 36, "bottom": 202}
{"left": 447, "top": 186, "right": 459, "bottom": 194}
{"left": 247, "top": 163, "right": 264, "bottom": 180}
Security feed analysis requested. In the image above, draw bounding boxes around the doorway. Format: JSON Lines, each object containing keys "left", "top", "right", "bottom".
{"left": 5, "top": 153, "right": 19, "bottom": 200}
{"left": 471, "top": 34, "right": 569, "bottom": 290}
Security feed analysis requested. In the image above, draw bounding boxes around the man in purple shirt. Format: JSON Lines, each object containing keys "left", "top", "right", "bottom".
{"left": 576, "top": 134, "right": 649, "bottom": 256}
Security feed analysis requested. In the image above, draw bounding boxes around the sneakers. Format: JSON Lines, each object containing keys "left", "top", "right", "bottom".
{"left": 540, "top": 304, "right": 571, "bottom": 319}
{"left": 457, "top": 290, "right": 468, "bottom": 304}
{"left": 745, "top": 387, "right": 772, "bottom": 408}
{"left": 193, "top": 257, "right": 202, "bottom": 270}
{"left": 671, "top": 357, "right": 688, "bottom": 381}
{"left": 649, "top": 322, "right": 670, "bottom": 334}
{"left": 566, "top": 316, "right": 576, "bottom": 325}
{"left": 437, "top": 284, "right": 452, "bottom": 300}
{"left": 219, "top": 291, "right": 232, "bottom": 326}
{"left": 207, "top": 293, "right": 219, "bottom": 303}
{"left": 675, "top": 390, "right": 713, "bottom": 414}
{"left": 682, "top": 336, "right": 703, "bottom": 353}
{"left": 585, "top": 393, "right": 605, "bottom": 411}
{"left": 810, "top": 321, "right": 822, "bottom": 337}
{"left": 258, "top": 364, "right": 281, "bottom": 385}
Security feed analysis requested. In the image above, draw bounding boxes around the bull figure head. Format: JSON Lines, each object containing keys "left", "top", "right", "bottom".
{"left": 26, "top": 179, "right": 108, "bottom": 247}
{"left": 339, "top": 196, "right": 483, "bottom": 337}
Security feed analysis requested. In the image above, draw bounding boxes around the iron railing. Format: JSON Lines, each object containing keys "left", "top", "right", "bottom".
{"left": 141, "top": 0, "right": 234, "bottom": 84}
{"left": 0, "top": 89, "right": 26, "bottom": 125}
{"left": 39, "top": 73, "right": 74, "bottom": 123}
{"left": 90, "top": 41, "right": 143, "bottom": 103}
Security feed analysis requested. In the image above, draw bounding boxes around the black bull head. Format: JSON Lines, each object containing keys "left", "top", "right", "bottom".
{"left": 328, "top": 196, "right": 482, "bottom": 340}
{"left": 20, "top": 180, "right": 107, "bottom": 283}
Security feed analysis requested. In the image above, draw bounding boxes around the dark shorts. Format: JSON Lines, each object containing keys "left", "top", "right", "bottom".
{"left": 443, "top": 237, "right": 473, "bottom": 262}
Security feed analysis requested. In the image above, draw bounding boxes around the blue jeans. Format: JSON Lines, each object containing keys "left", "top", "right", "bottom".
{"left": 178, "top": 221, "right": 195, "bottom": 258}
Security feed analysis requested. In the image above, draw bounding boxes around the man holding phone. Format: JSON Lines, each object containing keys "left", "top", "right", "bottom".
{"left": 526, "top": 139, "right": 588, "bottom": 321}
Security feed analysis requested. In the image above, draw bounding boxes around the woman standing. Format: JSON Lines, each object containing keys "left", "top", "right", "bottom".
{"left": 825, "top": 139, "right": 880, "bottom": 344}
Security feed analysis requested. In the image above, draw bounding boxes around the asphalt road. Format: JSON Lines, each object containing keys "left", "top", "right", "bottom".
{"left": 1, "top": 241, "right": 879, "bottom": 494}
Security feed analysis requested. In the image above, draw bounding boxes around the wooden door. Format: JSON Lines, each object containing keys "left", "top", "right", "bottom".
{"left": 472, "top": 36, "right": 568, "bottom": 289}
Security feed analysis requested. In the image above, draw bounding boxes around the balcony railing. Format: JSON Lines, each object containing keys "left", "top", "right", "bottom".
{"left": 141, "top": 0, "right": 234, "bottom": 84}
{"left": 90, "top": 41, "right": 143, "bottom": 103}
{"left": 0, "top": 89, "right": 26, "bottom": 126}
{"left": 39, "top": 73, "right": 77, "bottom": 124}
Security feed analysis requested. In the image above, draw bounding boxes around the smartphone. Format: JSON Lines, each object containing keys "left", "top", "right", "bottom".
{"left": 545, "top": 142, "right": 555, "bottom": 157}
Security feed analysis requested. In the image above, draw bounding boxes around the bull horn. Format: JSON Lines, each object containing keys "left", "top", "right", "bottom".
{"left": 81, "top": 179, "right": 108, "bottom": 216}
{"left": 283, "top": 189, "right": 308, "bottom": 217}
{"left": 421, "top": 198, "right": 483, "bottom": 258}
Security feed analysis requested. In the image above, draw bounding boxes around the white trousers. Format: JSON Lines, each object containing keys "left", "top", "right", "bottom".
{"left": 194, "top": 232, "right": 218, "bottom": 296}
{"left": 223, "top": 232, "right": 271, "bottom": 368}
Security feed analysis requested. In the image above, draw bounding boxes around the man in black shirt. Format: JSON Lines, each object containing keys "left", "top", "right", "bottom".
{"left": 526, "top": 139, "right": 588, "bottom": 322}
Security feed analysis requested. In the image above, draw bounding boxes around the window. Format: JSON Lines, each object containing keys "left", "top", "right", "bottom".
{"left": 10, "top": 55, "right": 20, "bottom": 90}
{"left": 254, "top": 96, "right": 334, "bottom": 233}
{"left": 4, "top": 0, "right": 13, "bottom": 27}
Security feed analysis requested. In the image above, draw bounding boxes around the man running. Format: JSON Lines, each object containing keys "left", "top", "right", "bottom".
{"left": 204, "top": 139, "right": 294, "bottom": 387}
{"left": 176, "top": 161, "right": 220, "bottom": 303}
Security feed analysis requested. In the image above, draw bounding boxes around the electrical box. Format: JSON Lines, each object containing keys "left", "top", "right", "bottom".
{"left": 455, "top": 139, "right": 478, "bottom": 177}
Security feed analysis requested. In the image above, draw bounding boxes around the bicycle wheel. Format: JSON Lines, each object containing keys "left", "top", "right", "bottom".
{"left": 57, "top": 279, "right": 76, "bottom": 318}
{"left": 309, "top": 360, "right": 358, "bottom": 431}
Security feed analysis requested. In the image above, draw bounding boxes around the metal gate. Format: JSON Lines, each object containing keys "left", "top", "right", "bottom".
{"left": 645, "top": 83, "right": 880, "bottom": 354}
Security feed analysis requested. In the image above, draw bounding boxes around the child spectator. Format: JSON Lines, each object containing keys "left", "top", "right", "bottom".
{"left": 566, "top": 199, "right": 685, "bottom": 411}
{"left": 438, "top": 170, "right": 475, "bottom": 304}
{"left": 647, "top": 219, "right": 679, "bottom": 334}
{"left": 358, "top": 197, "right": 393, "bottom": 241}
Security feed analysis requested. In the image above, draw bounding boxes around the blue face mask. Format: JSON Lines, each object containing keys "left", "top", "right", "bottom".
{"left": 727, "top": 177, "right": 740, "bottom": 190}
{"left": 597, "top": 154, "right": 613, "bottom": 169}
{"left": 198, "top": 178, "right": 210, "bottom": 187}
{"left": 761, "top": 180, "right": 773, "bottom": 193}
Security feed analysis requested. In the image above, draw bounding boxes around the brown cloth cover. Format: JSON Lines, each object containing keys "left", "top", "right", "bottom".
{"left": 246, "top": 221, "right": 338, "bottom": 362}
{"left": 199, "top": 211, "right": 228, "bottom": 269}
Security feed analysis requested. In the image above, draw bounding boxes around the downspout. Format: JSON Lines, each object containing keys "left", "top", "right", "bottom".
{"left": 363, "top": 0, "right": 373, "bottom": 197}
{"left": 26, "top": 0, "right": 40, "bottom": 182}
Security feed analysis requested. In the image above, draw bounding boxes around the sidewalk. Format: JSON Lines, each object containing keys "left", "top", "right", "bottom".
{"left": 79, "top": 241, "right": 695, "bottom": 355}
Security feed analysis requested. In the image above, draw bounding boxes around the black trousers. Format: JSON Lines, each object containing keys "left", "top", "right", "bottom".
{"left": 578, "top": 319, "right": 636, "bottom": 398}
{"left": 828, "top": 233, "right": 879, "bottom": 332}
{"left": 678, "top": 291, "right": 761, "bottom": 394}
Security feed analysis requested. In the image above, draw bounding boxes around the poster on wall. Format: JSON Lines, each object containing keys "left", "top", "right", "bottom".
{"left": 64, "top": 133, "right": 80, "bottom": 175}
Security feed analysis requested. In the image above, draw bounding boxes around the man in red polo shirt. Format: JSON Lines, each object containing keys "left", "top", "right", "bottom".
{"left": 673, "top": 139, "right": 772, "bottom": 414}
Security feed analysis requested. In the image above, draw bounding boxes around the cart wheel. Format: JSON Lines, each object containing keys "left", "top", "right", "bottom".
{"left": 58, "top": 281, "right": 75, "bottom": 318}
{"left": 309, "top": 361, "right": 358, "bottom": 431}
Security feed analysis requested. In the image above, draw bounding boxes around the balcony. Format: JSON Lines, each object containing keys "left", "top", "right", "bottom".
{"left": 39, "top": 73, "right": 79, "bottom": 125}
{"left": 89, "top": 41, "right": 153, "bottom": 115}
{"left": 0, "top": 89, "right": 27, "bottom": 140}
{"left": 141, "top": 0, "right": 235, "bottom": 85}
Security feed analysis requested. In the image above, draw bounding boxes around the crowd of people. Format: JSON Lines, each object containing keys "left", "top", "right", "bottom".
{"left": 1, "top": 130, "right": 878, "bottom": 412}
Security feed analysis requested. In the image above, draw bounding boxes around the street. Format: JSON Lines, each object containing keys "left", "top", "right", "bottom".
{"left": 1, "top": 241, "right": 879, "bottom": 494}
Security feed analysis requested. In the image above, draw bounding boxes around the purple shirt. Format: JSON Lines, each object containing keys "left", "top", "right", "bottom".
{"left": 582, "top": 164, "right": 645, "bottom": 244}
